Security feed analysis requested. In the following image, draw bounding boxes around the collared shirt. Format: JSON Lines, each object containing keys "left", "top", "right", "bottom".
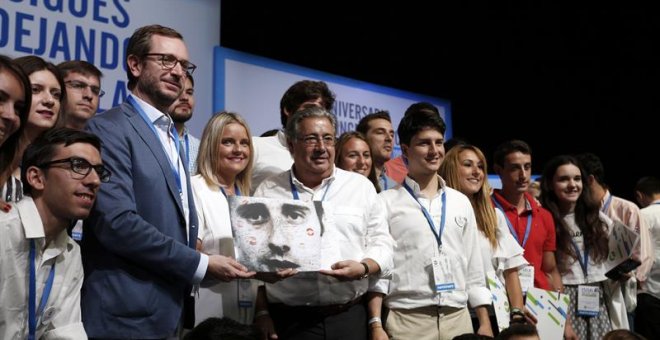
{"left": 640, "top": 200, "right": 660, "bottom": 298}
{"left": 378, "top": 167, "right": 398, "bottom": 192}
{"left": 180, "top": 126, "right": 200, "bottom": 175}
{"left": 130, "top": 94, "right": 206, "bottom": 282}
{"left": 131, "top": 95, "right": 190, "bottom": 234}
{"left": 601, "top": 190, "right": 655, "bottom": 281}
{"left": 374, "top": 176, "right": 492, "bottom": 310}
{"left": 383, "top": 155, "right": 408, "bottom": 184}
{"left": 491, "top": 190, "right": 556, "bottom": 290}
{"left": 254, "top": 167, "right": 394, "bottom": 306}
{"left": 0, "top": 197, "right": 87, "bottom": 339}
{"left": 250, "top": 130, "right": 293, "bottom": 195}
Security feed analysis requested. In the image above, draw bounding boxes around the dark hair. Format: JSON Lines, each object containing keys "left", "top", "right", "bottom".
{"left": 404, "top": 101, "right": 440, "bottom": 117}
{"left": 493, "top": 139, "right": 532, "bottom": 168}
{"left": 602, "top": 329, "right": 647, "bottom": 340}
{"left": 56, "top": 60, "right": 103, "bottom": 79}
{"left": 396, "top": 109, "right": 446, "bottom": 146}
{"left": 14, "top": 55, "right": 67, "bottom": 128}
{"left": 21, "top": 127, "right": 101, "bottom": 195}
{"left": 126, "top": 25, "right": 183, "bottom": 90}
{"left": 575, "top": 152, "right": 606, "bottom": 187}
{"left": 539, "top": 155, "right": 609, "bottom": 272}
{"left": 496, "top": 323, "right": 539, "bottom": 340}
{"left": 635, "top": 176, "right": 660, "bottom": 196}
{"left": 452, "top": 333, "right": 494, "bottom": 340}
{"left": 260, "top": 128, "right": 279, "bottom": 137}
{"left": 356, "top": 110, "right": 392, "bottom": 135}
{"left": 183, "top": 317, "right": 263, "bottom": 340}
{"left": 0, "top": 55, "right": 32, "bottom": 180}
{"left": 444, "top": 137, "right": 469, "bottom": 153}
{"left": 186, "top": 72, "right": 195, "bottom": 87}
{"left": 279, "top": 80, "right": 335, "bottom": 128}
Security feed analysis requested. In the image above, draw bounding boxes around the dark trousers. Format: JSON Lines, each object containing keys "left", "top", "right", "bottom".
{"left": 635, "top": 293, "right": 660, "bottom": 340}
{"left": 269, "top": 300, "right": 367, "bottom": 340}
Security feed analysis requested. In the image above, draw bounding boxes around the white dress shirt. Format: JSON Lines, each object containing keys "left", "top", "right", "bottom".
{"left": 0, "top": 197, "right": 87, "bottom": 339}
{"left": 250, "top": 131, "right": 293, "bottom": 194}
{"left": 254, "top": 167, "right": 394, "bottom": 306}
{"left": 640, "top": 200, "right": 660, "bottom": 299}
{"left": 374, "top": 176, "right": 492, "bottom": 310}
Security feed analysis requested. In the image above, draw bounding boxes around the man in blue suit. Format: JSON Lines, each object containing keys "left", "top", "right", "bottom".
{"left": 82, "top": 25, "right": 254, "bottom": 339}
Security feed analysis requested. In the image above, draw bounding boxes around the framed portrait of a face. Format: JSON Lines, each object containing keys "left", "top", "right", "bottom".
{"left": 228, "top": 196, "right": 326, "bottom": 272}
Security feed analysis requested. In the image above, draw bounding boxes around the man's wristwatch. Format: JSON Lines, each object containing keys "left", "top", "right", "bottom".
{"left": 360, "top": 261, "right": 370, "bottom": 279}
{"left": 510, "top": 307, "right": 525, "bottom": 323}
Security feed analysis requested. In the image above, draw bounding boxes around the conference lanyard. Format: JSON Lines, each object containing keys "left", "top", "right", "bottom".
{"left": 492, "top": 196, "right": 532, "bottom": 248}
{"left": 128, "top": 96, "right": 183, "bottom": 195}
{"left": 289, "top": 172, "right": 331, "bottom": 201}
{"left": 381, "top": 172, "right": 389, "bottom": 190}
{"left": 28, "top": 240, "right": 55, "bottom": 340}
{"left": 570, "top": 237, "right": 589, "bottom": 278}
{"left": 403, "top": 182, "right": 446, "bottom": 248}
{"left": 219, "top": 185, "right": 241, "bottom": 197}
{"left": 601, "top": 194, "right": 613, "bottom": 213}
{"left": 182, "top": 132, "right": 190, "bottom": 170}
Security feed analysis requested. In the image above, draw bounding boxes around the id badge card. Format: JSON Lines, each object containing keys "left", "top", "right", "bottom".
{"left": 71, "top": 219, "right": 83, "bottom": 241}
{"left": 577, "top": 285, "right": 600, "bottom": 317}
{"left": 238, "top": 279, "right": 253, "bottom": 308}
{"left": 432, "top": 253, "right": 455, "bottom": 292}
{"left": 518, "top": 266, "right": 534, "bottom": 294}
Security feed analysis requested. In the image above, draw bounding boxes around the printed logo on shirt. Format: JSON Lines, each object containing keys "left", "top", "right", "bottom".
{"left": 455, "top": 216, "right": 467, "bottom": 228}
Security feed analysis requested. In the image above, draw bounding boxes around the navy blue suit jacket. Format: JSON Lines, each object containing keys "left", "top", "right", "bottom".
{"left": 82, "top": 100, "right": 200, "bottom": 338}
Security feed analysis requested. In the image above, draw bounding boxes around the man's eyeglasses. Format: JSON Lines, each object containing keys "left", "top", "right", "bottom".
{"left": 297, "top": 135, "right": 336, "bottom": 147}
{"left": 65, "top": 80, "right": 105, "bottom": 97}
{"left": 144, "top": 53, "right": 197, "bottom": 75}
{"left": 38, "top": 157, "right": 111, "bottom": 183}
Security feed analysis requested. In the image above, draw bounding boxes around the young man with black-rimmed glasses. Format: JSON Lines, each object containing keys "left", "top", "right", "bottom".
{"left": 0, "top": 127, "right": 108, "bottom": 339}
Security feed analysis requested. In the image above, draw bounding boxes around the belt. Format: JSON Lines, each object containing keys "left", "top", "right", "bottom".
{"left": 270, "top": 296, "right": 364, "bottom": 317}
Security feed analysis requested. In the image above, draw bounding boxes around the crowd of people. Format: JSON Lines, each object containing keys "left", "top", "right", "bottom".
{"left": 1, "top": 24, "right": 659, "bottom": 340}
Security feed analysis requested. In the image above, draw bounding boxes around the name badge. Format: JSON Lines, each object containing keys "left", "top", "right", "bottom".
{"left": 238, "top": 279, "right": 253, "bottom": 308}
{"left": 577, "top": 285, "right": 600, "bottom": 317}
{"left": 432, "top": 253, "right": 455, "bottom": 292}
{"left": 71, "top": 219, "right": 83, "bottom": 241}
{"left": 518, "top": 266, "right": 535, "bottom": 294}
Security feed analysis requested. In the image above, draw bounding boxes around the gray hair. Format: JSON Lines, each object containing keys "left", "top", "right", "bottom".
{"left": 284, "top": 106, "right": 337, "bottom": 141}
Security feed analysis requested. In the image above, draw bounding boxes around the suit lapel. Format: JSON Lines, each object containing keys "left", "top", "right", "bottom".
{"left": 122, "top": 102, "right": 186, "bottom": 218}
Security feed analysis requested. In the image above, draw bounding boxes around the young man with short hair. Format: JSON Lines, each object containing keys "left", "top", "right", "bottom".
{"left": 57, "top": 60, "right": 103, "bottom": 130}
{"left": 356, "top": 110, "right": 397, "bottom": 191}
{"left": 0, "top": 127, "right": 108, "bottom": 339}
{"left": 369, "top": 109, "right": 492, "bottom": 340}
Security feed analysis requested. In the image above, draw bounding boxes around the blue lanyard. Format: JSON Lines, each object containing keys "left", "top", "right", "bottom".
{"left": 380, "top": 172, "right": 389, "bottom": 190}
{"left": 601, "top": 194, "right": 613, "bottom": 213}
{"left": 28, "top": 240, "right": 55, "bottom": 340}
{"left": 182, "top": 132, "right": 190, "bottom": 169}
{"left": 219, "top": 184, "right": 241, "bottom": 197}
{"left": 570, "top": 237, "right": 589, "bottom": 278}
{"left": 127, "top": 96, "right": 182, "bottom": 195}
{"left": 289, "top": 172, "right": 331, "bottom": 201}
{"left": 403, "top": 182, "right": 446, "bottom": 248}
{"left": 492, "top": 196, "right": 533, "bottom": 248}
